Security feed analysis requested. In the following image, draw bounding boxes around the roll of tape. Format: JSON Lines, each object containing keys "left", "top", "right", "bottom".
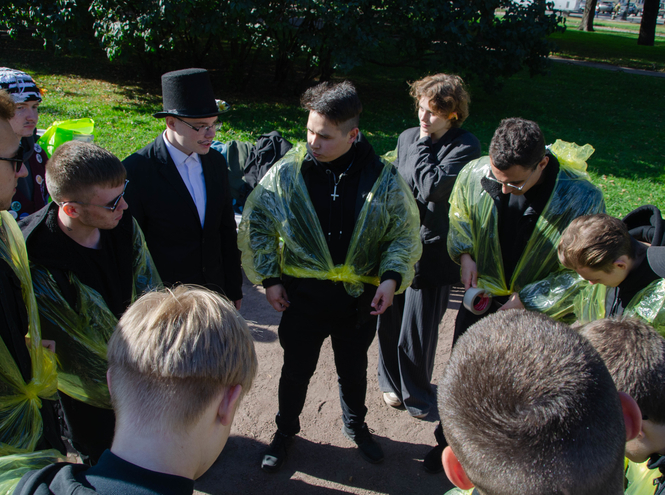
{"left": 463, "top": 287, "right": 493, "bottom": 315}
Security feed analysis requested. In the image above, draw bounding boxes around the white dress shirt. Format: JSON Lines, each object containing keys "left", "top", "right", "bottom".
{"left": 163, "top": 131, "right": 207, "bottom": 227}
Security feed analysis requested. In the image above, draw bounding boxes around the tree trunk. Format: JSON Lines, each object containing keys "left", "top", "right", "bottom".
{"left": 579, "top": 0, "right": 599, "bottom": 30}
{"left": 638, "top": 0, "right": 659, "bottom": 45}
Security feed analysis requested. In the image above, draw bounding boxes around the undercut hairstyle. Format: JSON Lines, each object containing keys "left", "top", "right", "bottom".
{"left": 46, "top": 141, "right": 126, "bottom": 204}
{"left": 301, "top": 80, "right": 362, "bottom": 134}
{"left": 409, "top": 73, "right": 470, "bottom": 128}
{"left": 558, "top": 214, "right": 634, "bottom": 272}
{"left": 489, "top": 117, "right": 546, "bottom": 171}
{"left": 580, "top": 317, "right": 665, "bottom": 424}
{"left": 439, "top": 310, "right": 626, "bottom": 495}
{"left": 0, "top": 90, "right": 15, "bottom": 120}
{"left": 107, "top": 285, "right": 258, "bottom": 433}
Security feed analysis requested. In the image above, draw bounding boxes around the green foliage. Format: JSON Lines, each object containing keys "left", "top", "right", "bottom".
{"left": 2, "top": 0, "right": 564, "bottom": 90}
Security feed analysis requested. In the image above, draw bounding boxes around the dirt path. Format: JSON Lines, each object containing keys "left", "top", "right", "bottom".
{"left": 194, "top": 276, "right": 460, "bottom": 495}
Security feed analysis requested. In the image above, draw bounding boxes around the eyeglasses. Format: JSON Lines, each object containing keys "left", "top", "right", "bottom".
{"left": 0, "top": 146, "right": 24, "bottom": 173}
{"left": 486, "top": 165, "right": 539, "bottom": 192}
{"left": 173, "top": 116, "right": 222, "bottom": 133}
{"left": 61, "top": 179, "right": 129, "bottom": 212}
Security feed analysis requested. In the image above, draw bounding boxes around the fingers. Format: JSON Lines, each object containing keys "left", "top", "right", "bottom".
{"left": 471, "top": 269, "right": 478, "bottom": 288}
{"left": 234, "top": 299, "right": 243, "bottom": 311}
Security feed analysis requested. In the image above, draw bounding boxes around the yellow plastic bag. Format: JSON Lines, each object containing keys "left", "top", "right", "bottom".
{"left": 0, "top": 449, "right": 61, "bottom": 495}
{"left": 448, "top": 141, "right": 605, "bottom": 319}
{"left": 574, "top": 278, "right": 665, "bottom": 335}
{"left": 238, "top": 143, "right": 422, "bottom": 297}
{"left": 0, "top": 212, "right": 58, "bottom": 452}
{"left": 31, "top": 219, "right": 161, "bottom": 408}
{"left": 37, "top": 119, "right": 94, "bottom": 158}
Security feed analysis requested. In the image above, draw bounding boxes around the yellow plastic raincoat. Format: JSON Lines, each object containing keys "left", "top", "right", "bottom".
{"left": 0, "top": 212, "right": 58, "bottom": 453}
{"left": 238, "top": 143, "right": 422, "bottom": 296}
{"left": 0, "top": 449, "right": 61, "bottom": 495}
{"left": 448, "top": 141, "right": 605, "bottom": 319}
{"left": 30, "top": 218, "right": 161, "bottom": 409}
{"left": 626, "top": 459, "right": 662, "bottom": 495}
{"left": 573, "top": 278, "right": 665, "bottom": 335}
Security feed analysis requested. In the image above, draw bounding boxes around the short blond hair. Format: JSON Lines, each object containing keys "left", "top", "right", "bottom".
{"left": 107, "top": 285, "right": 258, "bottom": 431}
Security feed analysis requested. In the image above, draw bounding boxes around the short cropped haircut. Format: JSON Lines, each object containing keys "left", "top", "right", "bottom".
{"left": 580, "top": 317, "right": 665, "bottom": 424}
{"left": 558, "top": 214, "right": 634, "bottom": 272}
{"left": 301, "top": 80, "right": 362, "bottom": 134}
{"left": 0, "top": 90, "right": 15, "bottom": 120}
{"left": 489, "top": 117, "right": 546, "bottom": 171}
{"left": 409, "top": 74, "right": 470, "bottom": 128}
{"left": 439, "top": 310, "right": 626, "bottom": 495}
{"left": 46, "top": 141, "right": 126, "bottom": 204}
{"left": 107, "top": 285, "right": 258, "bottom": 432}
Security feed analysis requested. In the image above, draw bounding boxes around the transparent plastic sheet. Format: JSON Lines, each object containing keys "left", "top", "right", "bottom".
{"left": 625, "top": 459, "right": 661, "bottom": 495}
{"left": 37, "top": 119, "right": 95, "bottom": 158}
{"left": 31, "top": 219, "right": 161, "bottom": 409}
{"left": 238, "top": 143, "right": 422, "bottom": 297}
{"left": 574, "top": 279, "right": 665, "bottom": 336}
{"left": 447, "top": 142, "right": 605, "bottom": 318}
{"left": 0, "top": 212, "right": 58, "bottom": 452}
{"left": 0, "top": 449, "right": 61, "bottom": 495}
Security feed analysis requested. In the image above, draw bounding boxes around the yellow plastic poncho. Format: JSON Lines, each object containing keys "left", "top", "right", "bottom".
{"left": 574, "top": 278, "right": 665, "bottom": 336}
{"left": 626, "top": 459, "right": 661, "bottom": 495}
{"left": 448, "top": 140, "right": 605, "bottom": 320}
{"left": 0, "top": 449, "right": 61, "bottom": 495}
{"left": 238, "top": 143, "right": 422, "bottom": 297}
{"left": 30, "top": 218, "right": 161, "bottom": 409}
{"left": 0, "top": 212, "right": 58, "bottom": 454}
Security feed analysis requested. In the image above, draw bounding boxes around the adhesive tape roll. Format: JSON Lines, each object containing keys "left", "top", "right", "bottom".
{"left": 463, "top": 287, "right": 493, "bottom": 315}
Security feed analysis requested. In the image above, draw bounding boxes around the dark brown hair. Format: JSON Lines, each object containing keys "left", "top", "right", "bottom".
{"left": 301, "top": 80, "right": 362, "bottom": 134}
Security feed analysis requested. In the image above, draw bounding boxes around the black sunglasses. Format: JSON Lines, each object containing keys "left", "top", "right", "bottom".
{"left": 0, "top": 146, "right": 24, "bottom": 173}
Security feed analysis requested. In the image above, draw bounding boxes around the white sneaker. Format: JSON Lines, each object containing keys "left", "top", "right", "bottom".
{"left": 382, "top": 392, "right": 402, "bottom": 408}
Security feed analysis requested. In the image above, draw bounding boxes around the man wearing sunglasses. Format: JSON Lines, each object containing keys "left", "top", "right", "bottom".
{"left": 20, "top": 140, "right": 161, "bottom": 465}
{"left": 123, "top": 68, "right": 243, "bottom": 309}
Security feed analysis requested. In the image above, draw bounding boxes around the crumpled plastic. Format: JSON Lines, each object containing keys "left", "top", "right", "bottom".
{"left": 447, "top": 141, "right": 605, "bottom": 318}
{"left": 31, "top": 219, "right": 161, "bottom": 409}
{"left": 37, "top": 118, "right": 95, "bottom": 158}
{"left": 238, "top": 143, "right": 422, "bottom": 297}
{"left": 574, "top": 279, "right": 665, "bottom": 336}
{"left": 0, "top": 212, "right": 58, "bottom": 452}
{"left": 0, "top": 449, "right": 61, "bottom": 495}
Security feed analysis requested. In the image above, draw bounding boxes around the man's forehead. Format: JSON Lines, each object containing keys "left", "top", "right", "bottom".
{"left": 0, "top": 119, "right": 20, "bottom": 156}
{"left": 307, "top": 111, "right": 342, "bottom": 136}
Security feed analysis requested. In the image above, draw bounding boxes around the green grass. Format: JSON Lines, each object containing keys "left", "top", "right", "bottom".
{"left": 550, "top": 27, "right": 665, "bottom": 72}
{"left": 562, "top": 15, "right": 665, "bottom": 35}
{"left": 1, "top": 32, "right": 663, "bottom": 218}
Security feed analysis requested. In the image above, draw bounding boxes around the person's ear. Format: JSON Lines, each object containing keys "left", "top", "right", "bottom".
{"left": 347, "top": 127, "right": 359, "bottom": 144}
{"left": 165, "top": 116, "right": 176, "bottom": 131}
{"left": 442, "top": 446, "right": 474, "bottom": 490}
{"left": 218, "top": 384, "right": 242, "bottom": 427}
{"left": 538, "top": 155, "right": 549, "bottom": 171}
{"left": 619, "top": 392, "right": 642, "bottom": 441}
{"left": 613, "top": 255, "right": 630, "bottom": 271}
{"left": 61, "top": 202, "right": 80, "bottom": 218}
{"left": 106, "top": 370, "right": 112, "bottom": 398}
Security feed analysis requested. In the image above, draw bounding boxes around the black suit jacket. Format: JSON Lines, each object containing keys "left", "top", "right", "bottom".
{"left": 123, "top": 134, "right": 243, "bottom": 300}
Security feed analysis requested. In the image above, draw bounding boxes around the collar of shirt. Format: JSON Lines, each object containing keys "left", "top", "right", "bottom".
{"left": 163, "top": 131, "right": 202, "bottom": 167}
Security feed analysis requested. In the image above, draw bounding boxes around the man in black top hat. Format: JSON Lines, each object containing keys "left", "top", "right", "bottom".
{"left": 123, "top": 68, "right": 243, "bottom": 306}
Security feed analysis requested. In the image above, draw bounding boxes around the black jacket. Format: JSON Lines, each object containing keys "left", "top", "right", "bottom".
{"left": 393, "top": 127, "right": 480, "bottom": 288}
{"left": 123, "top": 134, "right": 243, "bottom": 300}
{"left": 14, "top": 450, "right": 194, "bottom": 495}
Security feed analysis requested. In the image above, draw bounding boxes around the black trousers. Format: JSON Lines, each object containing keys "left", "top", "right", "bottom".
{"left": 59, "top": 393, "right": 115, "bottom": 465}
{"left": 275, "top": 306, "right": 378, "bottom": 436}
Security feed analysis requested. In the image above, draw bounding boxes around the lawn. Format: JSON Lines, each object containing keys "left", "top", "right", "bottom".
{"left": 1, "top": 29, "right": 663, "bottom": 218}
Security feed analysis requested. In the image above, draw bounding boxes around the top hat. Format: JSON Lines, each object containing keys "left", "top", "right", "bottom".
{"left": 154, "top": 68, "right": 227, "bottom": 118}
{"left": 0, "top": 67, "right": 42, "bottom": 103}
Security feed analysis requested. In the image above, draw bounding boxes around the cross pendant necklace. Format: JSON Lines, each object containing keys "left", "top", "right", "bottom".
{"left": 330, "top": 160, "right": 354, "bottom": 201}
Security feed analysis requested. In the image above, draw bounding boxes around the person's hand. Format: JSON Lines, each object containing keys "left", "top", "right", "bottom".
{"left": 460, "top": 254, "right": 478, "bottom": 291}
{"left": 419, "top": 127, "right": 430, "bottom": 140}
{"left": 371, "top": 279, "right": 397, "bottom": 315}
{"left": 266, "top": 284, "right": 290, "bottom": 312}
{"left": 499, "top": 292, "right": 524, "bottom": 311}
{"left": 234, "top": 299, "right": 242, "bottom": 311}
{"left": 41, "top": 340, "right": 56, "bottom": 353}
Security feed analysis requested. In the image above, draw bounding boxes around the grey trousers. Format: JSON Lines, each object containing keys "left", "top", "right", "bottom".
{"left": 377, "top": 284, "right": 450, "bottom": 416}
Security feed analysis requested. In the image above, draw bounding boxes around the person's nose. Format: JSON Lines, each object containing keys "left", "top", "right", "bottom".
{"left": 16, "top": 162, "right": 28, "bottom": 178}
{"left": 26, "top": 108, "right": 38, "bottom": 123}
